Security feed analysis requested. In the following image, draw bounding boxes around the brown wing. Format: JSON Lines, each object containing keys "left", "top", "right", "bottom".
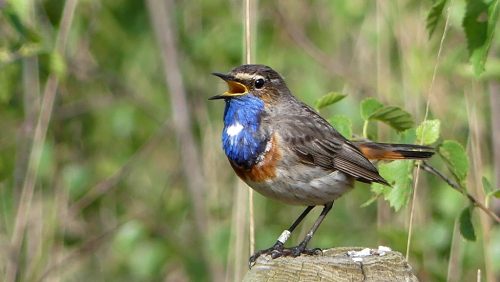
{"left": 275, "top": 101, "right": 389, "bottom": 185}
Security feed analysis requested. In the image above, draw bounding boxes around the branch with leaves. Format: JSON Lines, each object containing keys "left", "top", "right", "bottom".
{"left": 315, "top": 94, "right": 500, "bottom": 241}
{"left": 428, "top": 0, "right": 499, "bottom": 76}
{"left": 420, "top": 162, "right": 500, "bottom": 233}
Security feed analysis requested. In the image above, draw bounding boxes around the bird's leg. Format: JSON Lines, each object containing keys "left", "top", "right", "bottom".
{"left": 248, "top": 206, "right": 314, "bottom": 267}
{"left": 282, "top": 202, "right": 333, "bottom": 257}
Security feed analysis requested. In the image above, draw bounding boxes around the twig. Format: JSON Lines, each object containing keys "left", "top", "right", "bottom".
{"left": 14, "top": 57, "right": 40, "bottom": 196}
{"left": 145, "top": 0, "right": 216, "bottom": 280}
{"left": 420, "top": 162, "right": 500, "bottom": 223}
{"left": 6, "top": 1, "right": 79, "bottom": 281}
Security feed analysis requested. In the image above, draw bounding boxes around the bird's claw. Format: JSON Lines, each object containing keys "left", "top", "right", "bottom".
{"left": 281, "top": 246, "right": 323, "bottom": 257}
{"left": 248, "top": 244, "right": 323, "bottom": 268}
{"left": 248, "top": 242, "right": 284, "bottom": 268}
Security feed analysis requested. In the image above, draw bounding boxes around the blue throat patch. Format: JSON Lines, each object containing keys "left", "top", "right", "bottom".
{"left": 222, "top": 95, "right": 268, "bottom": 168}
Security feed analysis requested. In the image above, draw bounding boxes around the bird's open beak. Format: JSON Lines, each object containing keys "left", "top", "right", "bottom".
{"left": 209, "top": 72, "right": 249, "bottom": 100}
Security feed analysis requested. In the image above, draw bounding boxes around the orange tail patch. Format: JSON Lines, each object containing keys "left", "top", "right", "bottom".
{"left": 356, "top": 142, "right": 434, "bottom": 161}
{"left": 359, "top": 146, "right": 405, "bottom": 160}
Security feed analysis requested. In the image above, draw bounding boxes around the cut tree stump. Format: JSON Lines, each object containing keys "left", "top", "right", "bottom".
{"left": 243, "top": 246, "right": 418, "bottom": 282}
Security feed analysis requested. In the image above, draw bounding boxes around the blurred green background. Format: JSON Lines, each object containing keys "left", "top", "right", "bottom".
{"left": 1, "top": 0, "right": 499, "bottom": 281}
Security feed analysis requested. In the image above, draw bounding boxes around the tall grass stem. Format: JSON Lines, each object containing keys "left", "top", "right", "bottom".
{"left": 406, "top": 3, "right": 451, "bottom": 261}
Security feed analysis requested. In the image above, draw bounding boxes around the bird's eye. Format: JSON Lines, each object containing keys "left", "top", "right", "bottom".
{"left": 254, "top": 78, "right": 265, "bottom": 89}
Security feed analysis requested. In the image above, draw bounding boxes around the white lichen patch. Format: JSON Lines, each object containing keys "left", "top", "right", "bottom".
{"left": 376, "top": 245, "right": 392, "bottom": 256}
{"left": 347, "top": 248, "right": 372, "bottom": 258}
{"left": 347, "top": 246, "right": 392, "bottom": 262}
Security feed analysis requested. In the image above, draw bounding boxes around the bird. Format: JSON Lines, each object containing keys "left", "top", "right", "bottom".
{"left": 209, "top": 64, "right": 434, "bottom": 266}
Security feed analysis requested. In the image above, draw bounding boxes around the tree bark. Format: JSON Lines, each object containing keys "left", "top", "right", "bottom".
{"left": 244, "top": 247, "right": 418, "bottom": 282}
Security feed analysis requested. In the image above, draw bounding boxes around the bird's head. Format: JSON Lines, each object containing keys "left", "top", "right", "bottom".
{"left": 209, "top": 64, "right": 288, "bottom": 103}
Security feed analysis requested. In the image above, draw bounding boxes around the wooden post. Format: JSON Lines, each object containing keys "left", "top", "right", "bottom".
{"left": 243, "top": 247, "right": 418, "bottom": 282}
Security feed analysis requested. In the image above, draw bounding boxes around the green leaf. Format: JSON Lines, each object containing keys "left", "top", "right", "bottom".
{"left": 463, "top": 0, "right": 499, "bottom": 76}
{"left": 482, "top": 176, "right": 493, "bottom": 194}
{"left": 360, "top": 98, "right": 384, "bottom": 120}
{"left": 4, "top": 5, "right": 42, "bottom": 43}
{"left": 370, "top": 106, "right": 415, "bottom": 132}
{"left": 489, "top": 190, "right": 500, "bottom": 198}
{"left": 484, "top": 176, "right": 500, "bottom": 203}
{"left": 371, "top": 160, "right": 413, "bottom": 211}
{"left": 427, "top": 0, "right": 448, "bottom": 38}
{"left": 385, "top": 161, "right": 413, "bottom": 211}
{"left": 314, "top": 92, "right": 347, "bottom": 110}
{"left": 371, "top": 182, "right": 392, "bottom": 196}
{"left": 416, "top": 119, "right": 441, "bottom": 145}
{"left": 438, "top": 140, "right": 469, "bottom": 185}
{"left": 328, "top": 115, "right": 352, "bottom": 138}
{"left": 459, "top": 206, "right": 476, "bottom": 241}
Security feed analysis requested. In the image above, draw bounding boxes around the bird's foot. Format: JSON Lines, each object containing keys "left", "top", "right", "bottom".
{"left": 248, "top": 241, "right": 284, "bottom": 268}
{"left": 281, "top": 245, "right": 323, "bottom": 257}
{"left": 248, "top": 242, "right": 322, "bottom": 268}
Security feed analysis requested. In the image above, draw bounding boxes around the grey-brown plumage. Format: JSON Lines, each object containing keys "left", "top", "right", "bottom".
{"left": 270, "top": 94, "right": 390, "bottom": 185}
{"left": 211, "top": 64, "right": 434, "bottom": 264}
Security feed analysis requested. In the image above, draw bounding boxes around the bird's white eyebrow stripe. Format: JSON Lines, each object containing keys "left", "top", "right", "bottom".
{"left": 234, "top": 73, "right": 254, "bottom": 80}
{"left": 234, "top": 73, "right": 265, "bottom": 81}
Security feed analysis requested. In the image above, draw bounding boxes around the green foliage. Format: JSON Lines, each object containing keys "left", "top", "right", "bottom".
{"left": 0, "top": 4, "right": 43, "bottom": 64}
{"left": 438, "top": 140, "right": 469, "bottom": 186}
{"left": 314, "top": 92, "right": 347, "bottom": 110}
{"left": 369, "top": 106, "right": 415, "bottom": 132}
{"left": 463, "top": 0, "right": 499, "bottom": 76}
{"left": 328, "top": 115, "right": 352, "bottom": 138}
{"left": 360, "top": 97, "right": 414, "bottom": 135}
{"left": 427, "top": 0, "right": 448, "bottom": 38}
{"left": 416, "top": 119, "right": 441, "bottom": 145}
{"left": 360, "top": 98, "right": 384, "bottom": 120}
{"left": 482, "top": 176, "right": 493, "bottom": 194}
{"left": 488, "top": 190, "right": 500, "bottom": 199}
{"left": 426, "top": 0, "right": 499, "bottom": 76}
{"left": 483, "top": 177, "right": 500, "bottom": 203}
{"left": 370, "top": 161, "right": 413, "bottom": 211}
{"left": 459, "top": 206, "right": 476, "bottom": 241}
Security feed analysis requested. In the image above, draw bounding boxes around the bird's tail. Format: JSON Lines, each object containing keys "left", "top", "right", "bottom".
{"left": 354, "top": 141, "right": 434, "bottom": 160}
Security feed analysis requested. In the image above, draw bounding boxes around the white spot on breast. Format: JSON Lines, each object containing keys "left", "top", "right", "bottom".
{"left": 226, "top": 122, "right": 244, "bottom": 136}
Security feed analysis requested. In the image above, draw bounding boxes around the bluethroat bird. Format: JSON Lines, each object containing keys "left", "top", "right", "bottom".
{"left": 210, "top": 64, "right": 434, "bottom": 265}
